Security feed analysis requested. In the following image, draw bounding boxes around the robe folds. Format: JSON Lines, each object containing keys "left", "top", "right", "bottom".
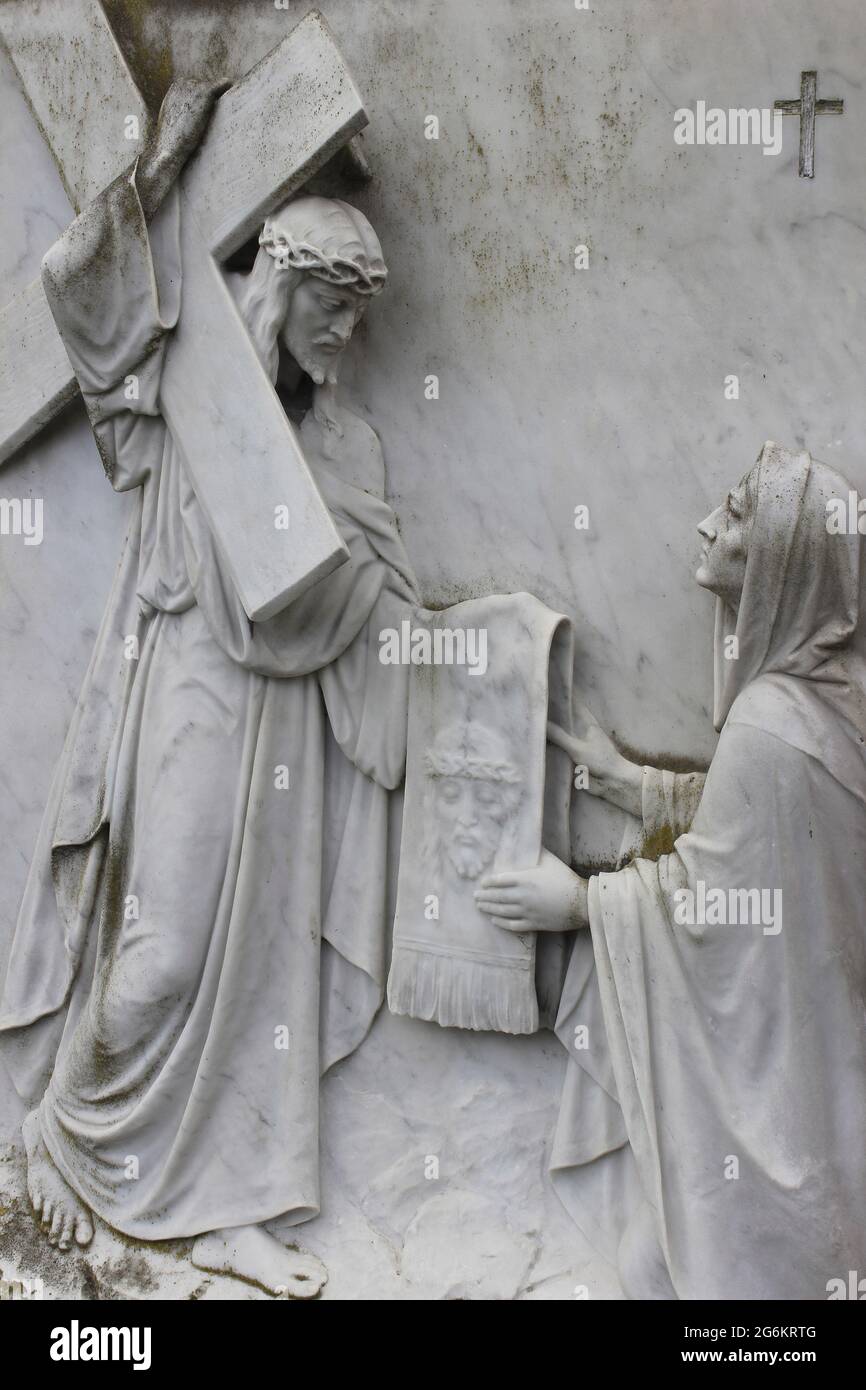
{"left": 553, "top": 444, "right": 866, "bottom": 1299}
{"left": 0, "top": 160, "right": 418, "bottom": 1238}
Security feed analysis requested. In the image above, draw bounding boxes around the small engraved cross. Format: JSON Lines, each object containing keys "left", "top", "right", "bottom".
{"left": 774, "top": 70, "right": 843, "bottom": 178}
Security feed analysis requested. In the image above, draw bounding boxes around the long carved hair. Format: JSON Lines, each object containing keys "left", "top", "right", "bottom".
{"left": 234, "top": 250, "right": 301, "bottom": 385}
{"left": 233, "top": 196, "right": 386, "bottom": 434}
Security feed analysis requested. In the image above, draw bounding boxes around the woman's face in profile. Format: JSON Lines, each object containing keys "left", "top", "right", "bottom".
{"left": 695, "top": 478, "right": 752, "bottom": 608}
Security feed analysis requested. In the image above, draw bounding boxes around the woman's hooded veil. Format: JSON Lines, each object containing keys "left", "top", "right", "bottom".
{"left": 713, "top": 441, "right": 866, "bottom": 804}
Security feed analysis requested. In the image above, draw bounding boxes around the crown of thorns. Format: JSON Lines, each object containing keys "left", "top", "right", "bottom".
{"left": 259, "top": 226, "right": 387, "bottom": 294}
{"left": 423, "top": 751, "right": 522, "bottom": 783}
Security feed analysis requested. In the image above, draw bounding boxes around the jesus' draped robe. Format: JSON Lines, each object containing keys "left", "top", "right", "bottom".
{"left": 552, "top": 444, "right": 866, "bottom": 1299}
{"left": 0, "top": 161, "right": 417, "bottom": 1239}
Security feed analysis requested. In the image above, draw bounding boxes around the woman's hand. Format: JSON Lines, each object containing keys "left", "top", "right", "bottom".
{"left": 474, "top": 850, "right": 589, "bottom": 933}
{"left": 548, "top": 703, "right": 643, "bottom": 818}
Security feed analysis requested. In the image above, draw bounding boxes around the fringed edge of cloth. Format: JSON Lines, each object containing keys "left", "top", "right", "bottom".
{"left": 387, "top": 943, "right": 539, "bottom": 1034}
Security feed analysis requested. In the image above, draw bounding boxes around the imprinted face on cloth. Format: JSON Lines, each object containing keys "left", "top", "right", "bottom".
{"left": 425, "top": 722, "right": 523, "bottom": 881}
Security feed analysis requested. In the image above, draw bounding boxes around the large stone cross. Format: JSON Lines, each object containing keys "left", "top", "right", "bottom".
{"left": 0, "top": 2, "right": 367, "bottom": 619}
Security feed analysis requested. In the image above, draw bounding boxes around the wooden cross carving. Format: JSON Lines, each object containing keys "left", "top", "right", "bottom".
{"left": 0, "top": 2, "right": 368, "bottom": 620}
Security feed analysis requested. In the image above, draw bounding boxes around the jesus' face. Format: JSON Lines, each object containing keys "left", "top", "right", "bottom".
{"left": 696, "top": 478, "right": 752, "bottom": 608}
{"left": 280, "top": 277, "right": 368, "bottom": 387}
{"left": 433, "top": 775, "right": 516, "bottom": 880}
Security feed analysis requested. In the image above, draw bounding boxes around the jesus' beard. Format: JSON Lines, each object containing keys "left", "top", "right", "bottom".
{"left": 445, "top": 837, "right": 499, "bottom": 881}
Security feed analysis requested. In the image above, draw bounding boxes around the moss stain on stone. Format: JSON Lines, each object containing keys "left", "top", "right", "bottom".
{"left": 104, "top": 0, "right": 175, "bottom": 113}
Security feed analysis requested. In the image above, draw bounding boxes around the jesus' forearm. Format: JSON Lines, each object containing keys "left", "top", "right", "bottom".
{"left": 134, "top": 81, "right": 227, "bottom": 222}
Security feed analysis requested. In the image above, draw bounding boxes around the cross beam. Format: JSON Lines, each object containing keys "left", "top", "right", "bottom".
{"left": 0, "top": 0, "right": 148, "bottom": 464}
{"left": 774, "top": 70, "right": 843, "bottom": 179}
{"left": 1, "top": 4, "right": 368, "bottom": 620}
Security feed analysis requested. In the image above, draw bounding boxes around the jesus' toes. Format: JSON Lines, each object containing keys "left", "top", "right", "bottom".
{"left": 56, "top": 1215, "right": 74, "bottom": 1251}
{"left": 191, "top": 1226, "right": 328, "bottom": 1299}
{"left": 47, "top": 1205, "right": 69, "bottom": 1246}
{"left": 274, "top": 1253, "right": 327, "bottom": 1300}
{"left": 22, "top": 1112, "right": 94, "bottom": 1251}
{"left": 74, "top": 1213, "right": 94, "bottom": 1247}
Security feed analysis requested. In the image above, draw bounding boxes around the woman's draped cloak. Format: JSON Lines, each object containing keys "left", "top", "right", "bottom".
{"left": 553, "top": 445, "right": 866, "bottom": 1299}
{"left": 0, "top": 166, "right": 418, "bottom": 1239}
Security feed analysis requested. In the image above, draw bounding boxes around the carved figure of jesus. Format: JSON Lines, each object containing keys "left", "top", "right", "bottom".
{"left": 0, "top": 85, "right": 417, "bottom": 1297}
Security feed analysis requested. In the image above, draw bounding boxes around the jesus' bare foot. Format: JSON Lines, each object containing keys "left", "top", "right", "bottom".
{"left": 22, "top": 1110, "right": 94, "bottom": 1251}
{"left": 191, "top": 1224, "right": 327, "bottom": 1299}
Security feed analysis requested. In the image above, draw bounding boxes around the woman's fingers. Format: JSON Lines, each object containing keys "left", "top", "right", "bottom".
{"left": 490, "top": 916, "right": 528, "bottom": 932}
{"left": 475, "top": 898, "right": 526, "bottom": 919}
{"left": 550, "top": 702, "right": 608, "bottom": 750}
{"left": 547, "top": 720, "right": 595, "bottom": 767}
{"left": 475, "top": 884, "right": 522, "bottom": 903}
{"left": 572, "top": 699, "right": 604, "bottom": 734}
{"left": 479, "top": 873, "right": 522, "bottom": 890}
{"left": 546, "top": 720, "right": 576, "bottom": 753}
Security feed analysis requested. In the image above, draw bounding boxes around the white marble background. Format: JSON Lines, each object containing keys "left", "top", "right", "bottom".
{"left": 1, "top": 0, "right": 864, "bottom": 1298}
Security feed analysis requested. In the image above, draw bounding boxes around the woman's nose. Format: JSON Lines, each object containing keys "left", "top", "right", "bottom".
{"left": 697, "top": 515, "right": 717, "bottom": 541}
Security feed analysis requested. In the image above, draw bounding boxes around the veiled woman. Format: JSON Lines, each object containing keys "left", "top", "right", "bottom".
{"left": 476, "top": 442, "right": 866, "bottom": 1299}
